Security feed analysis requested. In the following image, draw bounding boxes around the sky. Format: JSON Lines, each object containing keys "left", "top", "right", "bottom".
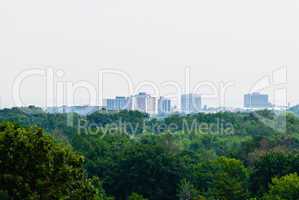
{"left": 0, "top": 0, "right": 298, "bottom": 108}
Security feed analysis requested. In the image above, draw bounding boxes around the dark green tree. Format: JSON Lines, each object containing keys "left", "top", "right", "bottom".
{"left": 0, "top": 122, "right": 104, "bottom": 200}
{"left": 194, "top": 156, "right": 249, "bottom": 200}
{"left": 250, "top": 151, "right": 299, "bottom": 195}
{"left": 177, "top": 179, "right": 203, "bottom": 200}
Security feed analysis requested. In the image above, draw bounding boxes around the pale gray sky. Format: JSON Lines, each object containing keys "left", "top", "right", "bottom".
{"left": 0, "top": 0, "right": 298, "bottom": 108}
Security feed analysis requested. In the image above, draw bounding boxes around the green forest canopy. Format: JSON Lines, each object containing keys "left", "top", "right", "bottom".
{"left": 1, "top": 107, "right": 299, "bottom": 199}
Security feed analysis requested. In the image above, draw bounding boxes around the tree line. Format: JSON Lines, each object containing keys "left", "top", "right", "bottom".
{"left": 1, "top": 107, "right": 299, "bottom": 199}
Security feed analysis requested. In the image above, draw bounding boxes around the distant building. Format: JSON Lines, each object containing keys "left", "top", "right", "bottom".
{"left": 181, "top": 94, "right": 202, "bottom": 114}
{"left": 134, "top": 92, "right": 148, "bottom": 113}
{"left": 46, "top": 106, "right": 64, "bottom": 114}
{"left": 105, "top": 96, "right": 131, "bottom": 111}
{"left": 147, "top": 96, "right": 156, "bottom": 115}
{"left": 244, "top": 92, "right": 271, "bottom": 108}
{"left": 203, "top": 105, "right": 208, "bottom": 111}
{"left": 46, "top": 106, "right": 99, "bottom": 115}
{"left": 133, "top": 92, "right": 156, "bottom": 114}
{"left": 105, "top": 99, "right": 114, "bottom": 111}
{"left": 70, "top": 106, "right": 99, "bottom": 115}
{"left": 158, "top": 97, "right": 171, "bottom": 115}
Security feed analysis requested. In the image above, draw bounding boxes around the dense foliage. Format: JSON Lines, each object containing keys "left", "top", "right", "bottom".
{"left": 1, "top": 107, "right": 299, "bottom": 199}
{"left": 0, "top": 122, "right": 108, "bottom": 200}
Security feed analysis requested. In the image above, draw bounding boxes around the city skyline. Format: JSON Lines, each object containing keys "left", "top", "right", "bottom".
{"left": 44, "top": 91, "right": 288, "bottom": 116}
{"left": 1, "top": 65, "right": 292, "bottom": 111}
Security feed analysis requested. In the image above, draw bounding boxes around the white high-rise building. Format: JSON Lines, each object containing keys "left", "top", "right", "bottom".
{"left": 147, "top": 96, "right": 156, "bottom": 115}
{"left": 181, "top": 94, "right": 202, "bottom": 114}
{"left": 133, "top": 92, "right": 148, "bottom": 113}
{"left": 104, "top": 93, "right": 159, "bottom": 114}
{"left": 158, "top": 97, "right": 171, "bottom": 114}
{"left": 133, "top": 92, "right": 156, "bottom": 114}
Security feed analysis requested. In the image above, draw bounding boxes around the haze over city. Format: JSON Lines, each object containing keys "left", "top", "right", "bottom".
{"left": 0, "top": 0, "right": 299, "bottom": 108}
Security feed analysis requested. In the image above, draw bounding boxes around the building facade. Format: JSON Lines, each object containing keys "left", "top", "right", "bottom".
{"left": 133, "top": 92, "right": 156, "bottom": 114}
{"left": 244, "top": 92, "right": 271, "bottom": 108}
{"left": 147, "top": 96, "right": 156, "bottom": 115}
{"left": 158, "top": 97, "right": 171, "bottom": 114}
{"left": 105, "top": 96, "right": 131, "bottom": 111}
{"left": 181, "top": 94, "right": 202, "bottom": 114}
{"left": 133, "top": 92, "right": 148, "bottom": 113}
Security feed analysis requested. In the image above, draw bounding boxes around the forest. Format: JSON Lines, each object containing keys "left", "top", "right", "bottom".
{"left": 1, "top": 106, "right": 299, "bottom": 200}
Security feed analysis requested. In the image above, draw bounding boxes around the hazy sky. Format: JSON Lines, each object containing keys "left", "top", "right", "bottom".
{"left": 0, "top": 0, "right": 298, "bottom": 108}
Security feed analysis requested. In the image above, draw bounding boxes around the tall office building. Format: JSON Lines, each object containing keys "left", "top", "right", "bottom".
{"left": 158, "top": 97, "right": 171, "bottom": 114}
{"left": 147, "top": 96, "right": 156, "bottom": 115}
{"left": 134, "top": 92, "right": 148, "bottom": 113}
{"left": 244, "top": 92, "right": 271, "bottom": 108}
{"left": 133, "top": 92, "right": 156, "bottom": 114}
{"left": 105, "top": 96, "right": 131, "bottom": 111}
{"left": 105, "top": 99, "right": 115, "bottom": 111}
{"left": 104, "top": 93, "right": 158, "bottom": 114}
{"left": 114, "top": 96, "right": 130, "bottom": 110}
{"left": 181, "top": 94, "right": 202, "bottom": 114}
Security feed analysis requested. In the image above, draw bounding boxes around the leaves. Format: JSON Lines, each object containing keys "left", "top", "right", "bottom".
{"left": 0, "top": 122, "right": 102, "bottom": 200}
{"left": 262, "top": 173, "right": 299, "bottom": 200}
